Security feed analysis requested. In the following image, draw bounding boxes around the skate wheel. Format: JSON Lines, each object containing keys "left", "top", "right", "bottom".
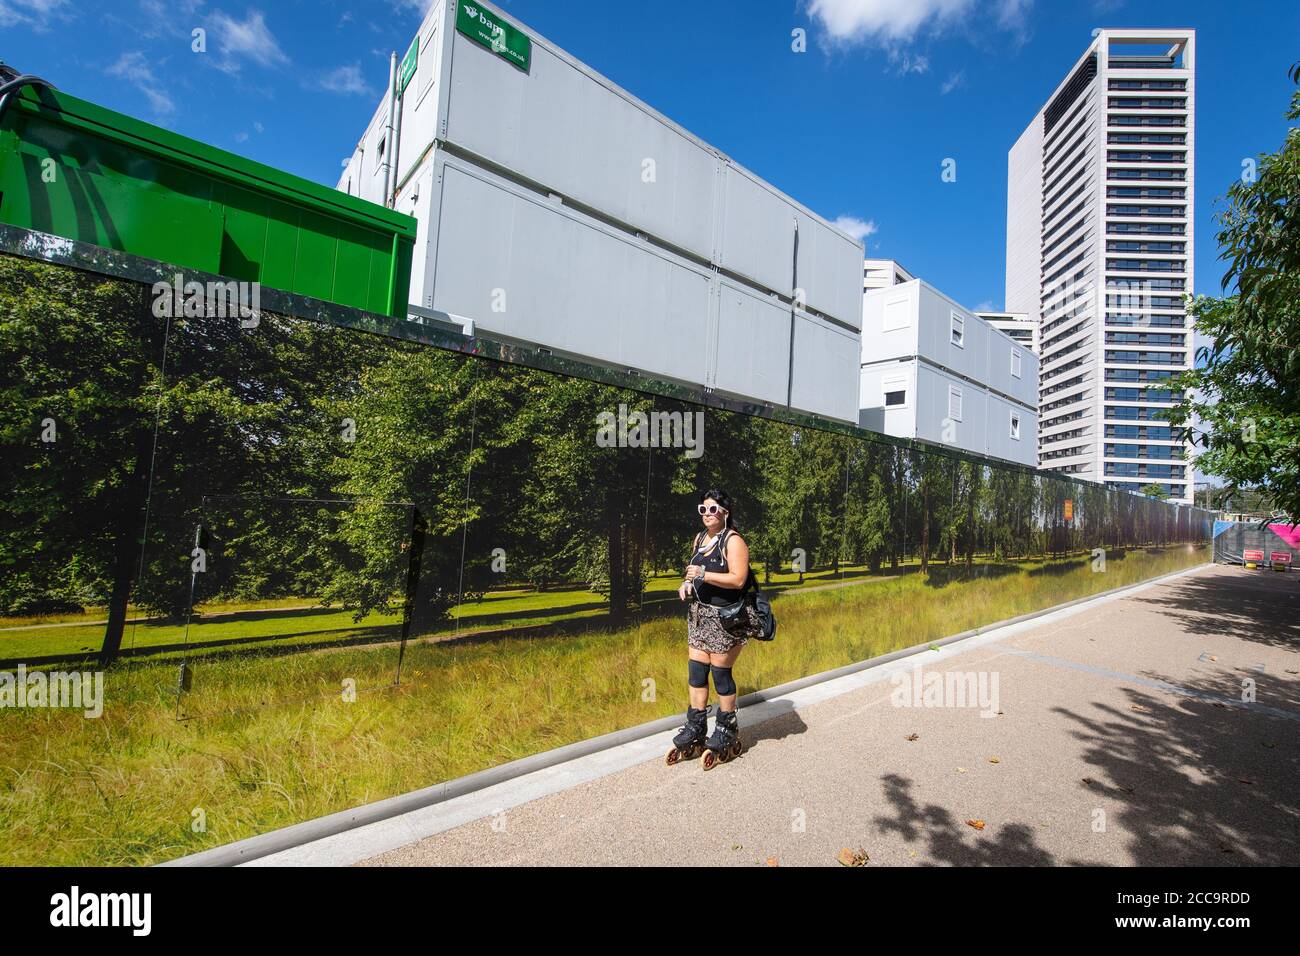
{"left": 730, "top": 740, "right": 743, "bottom": 759}
{"left": 702, "top": 750, "right": 718, "bottom": 771}
{"left": 666, "top": 747, "right": 681, "bottom": 766}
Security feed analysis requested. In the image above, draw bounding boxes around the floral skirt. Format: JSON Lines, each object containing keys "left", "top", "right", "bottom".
{"left": 687, "top": 599, "right": 758, "bottom": 653}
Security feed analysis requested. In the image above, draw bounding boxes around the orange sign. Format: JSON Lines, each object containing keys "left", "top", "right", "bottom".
{"left": 1064, "top": 499, "right": 1073, "bottom": 522}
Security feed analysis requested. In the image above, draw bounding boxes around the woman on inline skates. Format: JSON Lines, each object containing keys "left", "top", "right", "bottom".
{"left": 666, "top": 488, "right": 762, "bottom": 770}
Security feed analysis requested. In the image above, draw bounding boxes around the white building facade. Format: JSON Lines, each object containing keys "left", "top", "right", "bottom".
{"left": 976, "top": 311, "right": 1038, "bottom": 354}
{"left": 334, "top": 0, "right": 864, "bottom": 423}
{"left": 860, "top": 279, "right": 1039, "bottom": 468}
{"left": 1005, "top": 29, "right": 1195, "bottom": 502}
{"left": 863, "top": 257, "right": 915, "bottom": 292}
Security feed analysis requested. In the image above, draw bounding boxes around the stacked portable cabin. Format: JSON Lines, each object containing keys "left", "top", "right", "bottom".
{"left": 338, "top": 0, "right": 864, "bottom": 423}
{"left": 859, "top": 279, "right": 1040, "bottom": 468}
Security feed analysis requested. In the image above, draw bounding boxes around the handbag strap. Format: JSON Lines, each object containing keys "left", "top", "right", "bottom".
{"left": 720, "top": 531, "right": 755, "bottom": 596}
{"left": 697, "top": 529, "right": 758, "bottom": 595}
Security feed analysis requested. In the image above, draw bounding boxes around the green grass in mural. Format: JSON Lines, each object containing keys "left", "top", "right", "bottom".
{"left": 0, "top": 562, "right": 922, "bottom": 663}
{"left": 0, "top": 546, "right": 1206, "bottom": 866}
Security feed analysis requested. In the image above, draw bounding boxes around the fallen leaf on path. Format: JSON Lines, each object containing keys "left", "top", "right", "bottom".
{"left": 766, "top": 857, "right": 780, "bottom": 867}
{"left": 837, "top": 847, "right": 869, "bottom": 866}
{"left": 989, "top": 756, "right": 1001, "bottom": 763}
{"left": 957, "top": 767, "right": 968, "bottom": 773}
{"left": 1130, "top": 704, "right": 1149, "bottom": 713}
{"left": 966, "top": 819, "right": 986, "bottom": 831}
{"left": 905, "top": 733, "right": 919, "bottom": 742}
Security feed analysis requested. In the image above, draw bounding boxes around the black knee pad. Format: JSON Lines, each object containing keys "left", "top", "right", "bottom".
{"left": 688, "top": 658, "right": 710, "bottom": 688}
{"left": 711, "top": 665, "right": 736, "bottom": 696}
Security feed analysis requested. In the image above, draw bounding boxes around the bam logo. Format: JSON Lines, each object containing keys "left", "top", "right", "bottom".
{"left": 465, "top": 4, "right": 502, "bottom": 38}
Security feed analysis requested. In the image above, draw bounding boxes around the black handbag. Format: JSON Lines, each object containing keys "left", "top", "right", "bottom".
{"left": 747, "top": 573, "right": 777, "bottom": 642}
{"left": 717, "top": 570, "right": 776, "bottom": 643}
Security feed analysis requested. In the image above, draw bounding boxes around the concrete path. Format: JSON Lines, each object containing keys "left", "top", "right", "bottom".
{"left": 271, "top": 563, "right": 1300, "bottom": 867}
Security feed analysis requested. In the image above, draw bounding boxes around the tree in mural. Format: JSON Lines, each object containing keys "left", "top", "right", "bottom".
{"left": 0, "top": 256, "right": 1214, "bottom": 665}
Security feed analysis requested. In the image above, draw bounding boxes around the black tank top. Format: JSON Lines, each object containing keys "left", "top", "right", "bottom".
{"left": 691, "top": 529, "right": 746, "bottom": 606}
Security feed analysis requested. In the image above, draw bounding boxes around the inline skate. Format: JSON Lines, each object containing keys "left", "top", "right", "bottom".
{"left": 665, "top": 706, "right": 709, "bottom": 765}
{"left": 701, "top": 707, "right": 743, "bottom": 770}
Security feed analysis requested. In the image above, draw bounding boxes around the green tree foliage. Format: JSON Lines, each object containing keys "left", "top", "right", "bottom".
{"left": 1, "top": 256, "right": 1212, "bottom": 664}
{"left": 843, "top": 442, "right": 894, "bottom": 572}
{"left": 0, "top": 260, "right": 157, "bottom": 653}
{"left": 1168, "top": 67, "right": 1300, "bottom": 518}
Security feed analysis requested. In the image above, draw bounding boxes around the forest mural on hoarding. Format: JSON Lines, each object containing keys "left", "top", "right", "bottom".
{"left": 0, "top": 256, "right": 1213, "bottom": 669}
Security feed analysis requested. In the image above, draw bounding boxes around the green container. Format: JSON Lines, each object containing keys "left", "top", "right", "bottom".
{"left": 0, "top": 85, "right": 415, "bottom": 317}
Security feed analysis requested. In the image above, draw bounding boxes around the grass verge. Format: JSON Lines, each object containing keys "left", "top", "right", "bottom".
{"left": 0, "top": 546, "right": 1207, "bottom": 865}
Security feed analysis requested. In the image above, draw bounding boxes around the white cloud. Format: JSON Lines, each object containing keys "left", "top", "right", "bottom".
{"left": 833, "top": 215, "right": 878, "bottom": 244}
{"left": 310, "top": 63, "right": 376, "bottom": 97}
{"left": 975, "top": 299, "right": 994, "bottom": 312}
{"left": 808, "top": 1, "right": 1036, "bottom": 65}
{"left": 209, "top": 8, "right": 289, "bottom": 73}
{"left": 941, "top": 69, "right": 965, "bottom": 94}
{"left": 890, "top": 51, "right": 929, "bottom": 75}
{"left": 808, "top": 0, "right": 974, "bottom": 43}
{"left": 995, "top": 0, "right": 1032, "bottom": 28}
{"left": 994, "top": 0, "right": 1033, "bottom": 46}
{"left": 136, "top": 0, "right": 204, "bottom": 39}
{"left": 106, "top": 51, "right": 176, "bottom": 116}
{"left": 234, "top": 130, "right": 249, "bottom": 142}
{"left": 0, "top": 0, "right": 73, "bottom": 32}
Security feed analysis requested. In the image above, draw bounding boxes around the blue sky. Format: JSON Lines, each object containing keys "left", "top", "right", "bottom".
{"left": 4, "top": 0, "right": 1297, "bottom": 311}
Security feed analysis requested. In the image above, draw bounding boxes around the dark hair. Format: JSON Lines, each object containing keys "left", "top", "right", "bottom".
{"left": 699, "top": 488, "right": 738, "bottom": 532}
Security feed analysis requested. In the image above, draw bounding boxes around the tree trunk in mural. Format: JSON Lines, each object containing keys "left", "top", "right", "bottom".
{"left": 965, "top": 468, "right": 978, "bottom": 574}
{"left": 606, "top": 498, "right": 625, "bottom": 621}
{"left": 920, "top": 475, "right": 931, "bottom": 575}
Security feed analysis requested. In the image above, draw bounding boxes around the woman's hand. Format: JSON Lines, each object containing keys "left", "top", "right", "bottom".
{"left": 685, "top": 564, "right": 704, "bottom": 580}
{"left": 678, "top": 582, "right": 690, "bottom": 601}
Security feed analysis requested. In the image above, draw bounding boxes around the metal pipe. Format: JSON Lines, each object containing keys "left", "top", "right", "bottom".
{"left": 381, "top": 51, "right": 397, "bottom": 207}
{"left": 391, "top": 65, "right": 404, "bottom": 208}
